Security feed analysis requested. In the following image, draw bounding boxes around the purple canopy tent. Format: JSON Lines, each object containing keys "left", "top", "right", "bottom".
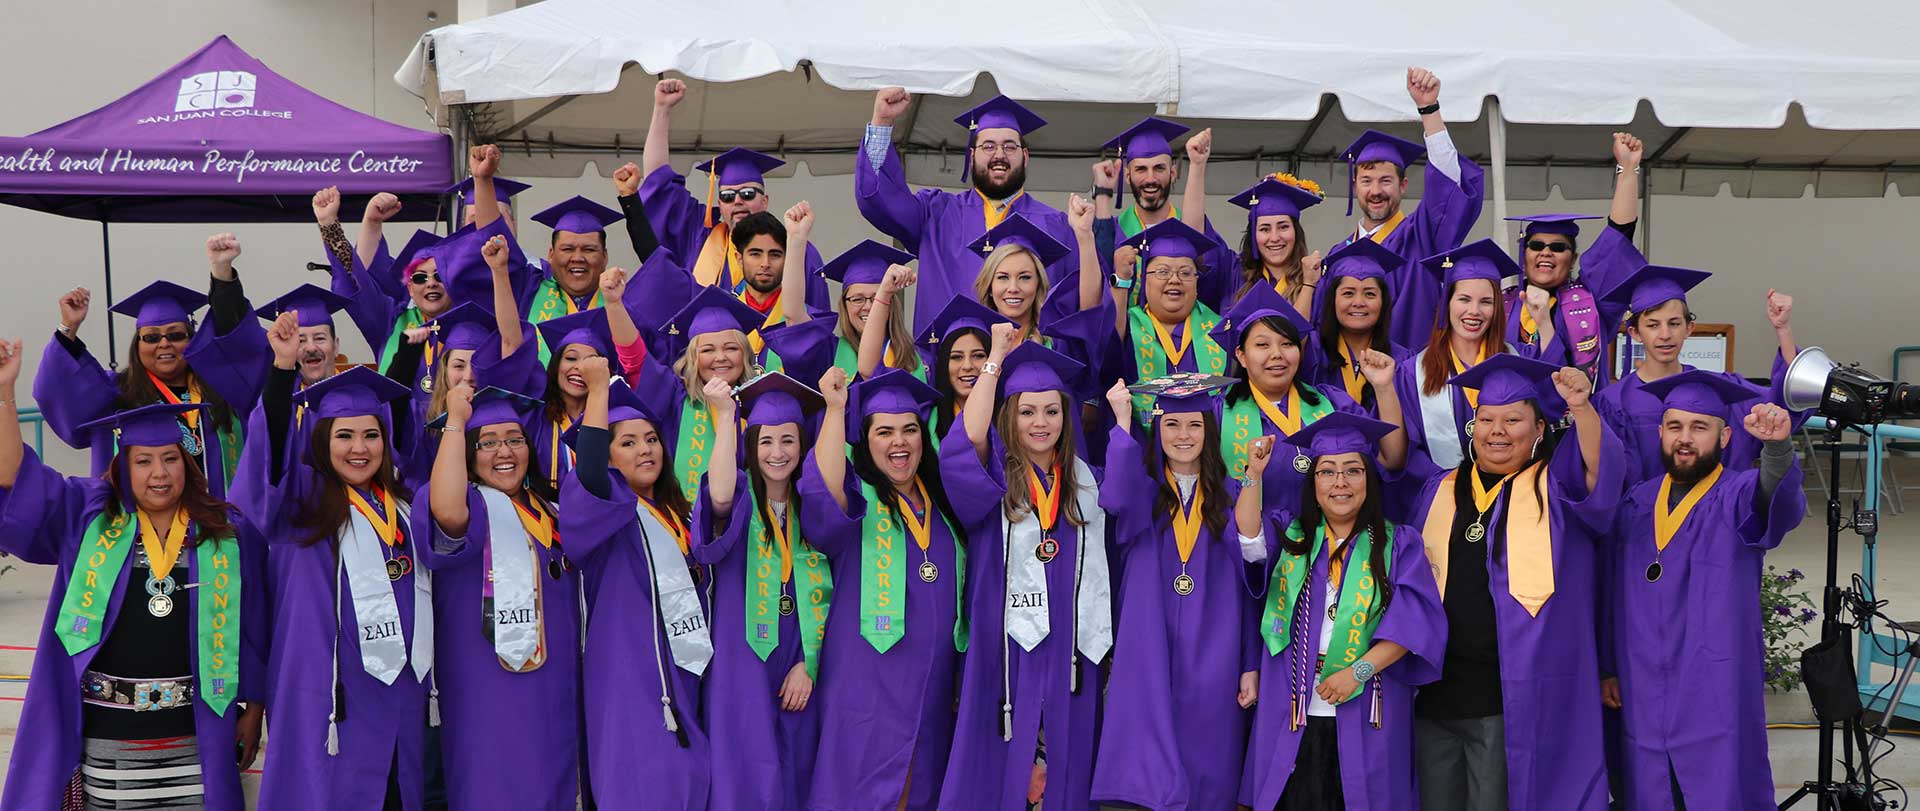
{"left": 0, "top": 35, "right": 452, "bottom": 355}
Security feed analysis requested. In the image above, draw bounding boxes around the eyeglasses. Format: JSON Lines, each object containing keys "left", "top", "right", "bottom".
{"left": 1145, "top": 267, "right": 1199, "bottom": 282}
{"left": 843, "top": 294, "right": 875, "bottom": 308}
{"left": 1525, "top": 240, "right": 1572, "bottom": 254}
{"left": 1313, "top": 467, "right": 1368, "bottom": 483}
{"left": 716, "top": 187, "right": 763, "bottom": 203}
{"left": 973, "top": 141, "right": 1023, "bottom": 156}
{"left": 474, "top": 437, "right": 529, "bottom": 452}
{"left": 138, "top": 330, "right": 191, "bottom": 345}
{"left": 409, "top": 271, "right": 441, "bottom": 286}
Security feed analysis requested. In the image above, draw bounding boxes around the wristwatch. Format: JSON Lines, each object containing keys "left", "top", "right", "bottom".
{"left": 1109, "top": 274, "right": 1134, "bottom": 290}
{"left": 1091, "top": 187, "right": 1115, "bottom": 199}
{"left": 1351, "top": 659, "right": 1378, "bottom": 684}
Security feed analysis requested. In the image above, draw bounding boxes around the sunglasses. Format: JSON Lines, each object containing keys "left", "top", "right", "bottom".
{"left": 138, "top": 330, "right": 191, "bottom": 345}
{"left": 1526, "top": 240, "right": 1572, "bottom": 254}
{"left": 409, "top": 271, "right": 441, "bottom": 286}
{"left": 716, "top": 187, "right": 763, "bottom": 204}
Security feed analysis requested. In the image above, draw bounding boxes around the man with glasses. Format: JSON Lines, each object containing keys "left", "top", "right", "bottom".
{"left": 859, "top": 89, "right": 1082, "bottom": 332}
{"left": 1504, "top": 132, "right": 1647, "bottom": 388}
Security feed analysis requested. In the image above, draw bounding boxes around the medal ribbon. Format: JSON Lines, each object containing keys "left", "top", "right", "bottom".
{"left": 512, "top": 495, "right": 559, "bottom": 550}
{"left": 345, "top": 487, "right": 403, "bottom": 547}
{"left": 982, "top": 190, "right": 1027, "bottom": 231}
{"left": 1336, "top": 341, "right": 1367, "bottom": 402}
{"left": 145, "top": 372, "right": 202, "bottom": 433}
{"left": 1026, "top": 464, "right": 1062, "bottom": 536}
{"left": 1252, "top": 384, "right": 1306, "bottom": 436}
{"left": 640, "top": 496, "right": 690, "bottom": 555}
{"left": 138, "top": 509, "right": 190, "bottom": 581}
{"left": 549, "top": 413, "right": 578, "bottom": 485}
{"left": 1654, "top": 465, "right": 1724, "bottom": 552}
{"left": 1450, "top": 344, "right": 1486, "bottom": 408}
{"left": 1167, "top": 468, "right": 1205, "bottom": 566}
{"left": 1149, "top": 315, "right": 1194, "bottom": 367}
{"left": 1126, "top": 303, "right": 1225, "bottom": 425}
{"left": 1471, "top": 468, "right": 1520, "bottom": 516}
{"left": 900, "top": 480, "right": 934, "bottom": 555}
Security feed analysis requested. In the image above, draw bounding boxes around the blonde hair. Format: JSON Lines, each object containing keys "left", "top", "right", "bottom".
{"left": 838, "top": 289, "right": 924, "bottom": 375}
{"left": 672, "top": 329, "right": 757, "bottom": 395}
{"left": 973, "top": 244, "right": 1051, "bottom": 329}
{"left": 425, "top": 347, "right": 478, "bottom": 424}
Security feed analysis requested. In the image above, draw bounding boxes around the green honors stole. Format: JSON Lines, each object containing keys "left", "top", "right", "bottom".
{"left": 675, "top": 398, "right": 719, "bottom": 504}
{"left": 1260, "top": 519, "right": 1392, "bottom": 705}
{"left": 1220, "top": 385, "right": 1334, "bottom": 477}
{"left": 832, "top": 336, "right": 924, "bottom": 383}
{"left": 1126, "top": 303, "right": 1225, "bottom": 424}
{"left": 55, "top": 512, "right": 242, "bottom": 716}
{"left": 377, "top": 307, "right": 427, "bottom": 380}
{"left": 745, "top": 493, "right": 832, "bottom": 678}
{"left": 530, "top": 279, "right": 604, "bottom": 365}
{"left": 1117, "top": 205, "right": 1180, "bottom": 240}
{"left": 858, "top": 481, "right": 966, "bottom": 654}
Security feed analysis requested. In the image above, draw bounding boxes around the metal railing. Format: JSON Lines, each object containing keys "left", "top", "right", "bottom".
{"left": 16, "top": 406, "right": 44, "bottom": 457}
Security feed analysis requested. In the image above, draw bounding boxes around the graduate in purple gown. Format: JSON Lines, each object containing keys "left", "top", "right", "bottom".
{"left": 1220, "top": 175, "right": 1328, "bottom": 315}
{"left": 1610, "top": 374, "right": 1804, "bottom": 810}
{"left": 392, "top": 298, "right": 539, "bottom": 495}
{"left": 1090, "top": 383, "right": 1263, "bottom": 811}
{"left": 693, "top": 372, "right": 830, "bottom": 810}
{"left": 1237, "top": 412, "right": 1448, "bottom": 810}
{"left": 1338, "top": 69, "right": 1485, "bottom": 349}
{"left": 239, "top": 360, "right": 432, "bottom": 811}
{"left": 859, "top": 92, "right": 1083, "bottom": 333}
{"left": 36, "top": 240, "right": 269, "bottom": 498}
{"left": 1504, "top": 134, "right": 1650, "bottom": 387}
{"left": 1306, "top": 239, "right": 1416, "bottom": 416}
{"left": 1206, "top": 285, "right": 1401, "bottom": 520}
{"left": 330, "top": 227, "right": 451, "bottom": 393}
{"left": 625, "top": 286, "right": 766, "bottom": 505}
{"left": 559, "top": 364, "right": 714, "bottom": 810}
{"left": 801, "top": 368, "right": 967, "bottom": 811}
{"left": 1090, "top": 218, "right": 1231, "bottom": 423}
{"left": 762, "top": 232, "right": 925, "bottom": 386}
{"left": 0, "top": 385, "right": 266, "bottom": 811}
{"left": 918, "top": 297, "right": 1016, "bottom": 453}
{"left": 420, "top": 384, "right": 583, "bottom": 811}
{"left": 1401, "top": 354, "right": 1625, "bottom": 811}
{"left": 529, "top": 308, "right": 617, "bottom": 489}
{"left": 525, "top": 195, "right": 628, "bottom": 341}
{"left": 967, "top": 211, "right": 1114, "bottom": 389}
{"left": 1393, "top": 242, "right": 1517, "bottom": 483}
{"left": 940, "top": 339, "right": 1113, "bottom": 811}
{"left": 1088, "top": 118, "right": 1236, "bottom": 313}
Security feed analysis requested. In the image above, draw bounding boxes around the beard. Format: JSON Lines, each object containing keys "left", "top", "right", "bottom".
{"left": 745, "top": 272, "right": 780, "bottom": 295}
{"left": 972, "top": 161, "right": 1027, "bottom": 200}
{"left": 1131, "top": 182, "right": 1170, "bottom": 212}
{"left": 1662, "top": 439, "right": 1725, "bottom": 485}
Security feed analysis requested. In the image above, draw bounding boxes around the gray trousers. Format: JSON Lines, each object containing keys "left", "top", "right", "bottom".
{"left": 1416, "top": 715, "right": 1508, "bottom": 811}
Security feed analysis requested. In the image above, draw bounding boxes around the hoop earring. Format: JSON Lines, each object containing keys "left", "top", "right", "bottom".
{"left": 1531, "top": 434, "right": 1543, "bottom": 459}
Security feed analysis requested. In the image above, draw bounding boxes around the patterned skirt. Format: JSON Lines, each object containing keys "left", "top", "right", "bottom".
{"left": 73, "top": 736, "right": 204, "bottom": 811}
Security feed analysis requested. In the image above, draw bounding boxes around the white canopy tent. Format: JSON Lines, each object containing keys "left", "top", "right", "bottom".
{"left": 396, "top": 0, "right": 1920, "bottom": 247}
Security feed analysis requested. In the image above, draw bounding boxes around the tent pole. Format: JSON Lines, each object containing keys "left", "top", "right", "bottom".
{"left": 1641, "top": 167, "right": 1654, "bottom": 259}
{"left": 101, "top": 221, "right": 117, "bottom": 370}
{"left": 449, "top": 104, "right": 471, "bottom": 233}
{"left": 1488, "top": 98, "right": 1510, "bottom": 251}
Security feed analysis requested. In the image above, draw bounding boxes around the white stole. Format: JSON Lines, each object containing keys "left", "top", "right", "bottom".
{"left": 337, "top": 501, "right": 433, "bottom": 684}
{"left": 636, "top": 504, "right": 713, "bottom": 676}
{"left": 1414, "top": 348, "right": 1468, "bottom": 471}
{"left": 1003, "top": 457, "right": 1112, "bottom": 663}
{"left": 479, "top": 487, "right": 541, "bottom": 670}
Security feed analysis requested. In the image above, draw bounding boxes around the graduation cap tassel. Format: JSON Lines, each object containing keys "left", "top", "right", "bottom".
{"left": 428, "top": 679, "right": 441, "bottom": 728}
{"left": 1369, "top": 680, "right": 1382, "bottom": 729}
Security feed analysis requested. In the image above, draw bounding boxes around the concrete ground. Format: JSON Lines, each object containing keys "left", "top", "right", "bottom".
{"left": 2, "top": 456, "right": 1917, "bottom": 806}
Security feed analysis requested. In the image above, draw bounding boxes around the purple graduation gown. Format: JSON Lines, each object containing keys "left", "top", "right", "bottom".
{"left": 1507, "top": 225, "right": 1646, "bottom": 383}
{"left": 691, "top": 471, "right": 820, "bottom": 811}
{"left": 1404, "top": 418, "right": 1627, "bottom": 811}
{"left": 0, "top": 451, "right": 267, "bottom": 811}
{"left": 855, "top": 144, "right": 1083, "bottom": 334}
{"left": 1364, "top": 155, "right": 1486, "bottom": 349}
{"left": 1089, "top": 427, "right": 1258, "bottom": 810}
{"left": 557, "top": 469, "right": 712, "bottom": 810}
{"left": 1238, "top": 516, "right": 1448, "bottom": 810}
{"left": 241, "top": 460, "right": 432, "bottom": 811}
{"left": 1227, "top": 385, "right": 1367, "bottom": 520}
{"left": 1610, "top": 462, "right": 1804, "bottom": 810}
{"left": 1391, "top": 350, "right": 1484, "bottom": 489}
{"left": 798, "top": 454, "right": 963, "bottom": 811}
{"left": 936, "top": 423, "right": 1103, "bottom": 811}
{"left": 1592, "top": 354, "right": 1797, "bottom": 485}
{"left": 414, "top": 485, "right": 583, "bottom": 811}
{"left": 637, "top": 164, "right": 833, "bottom": 312}
{"left": 1302, "top": 333, "right": 1413, "bottom": 419}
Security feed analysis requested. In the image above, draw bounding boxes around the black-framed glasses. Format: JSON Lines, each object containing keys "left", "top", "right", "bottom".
{"left": 474, "top": 437, "right": 529, "bottom": 452}
{"left": 716, "top": 187, "right": 763, "bottom": 203}
{"left": 409, "top": 271, "right": 441, "bottom": 286}
{"left": 1525, "top": 240, "right": 1572, "bottom": 254}
{"left": 138, "top": 330, "right": 191, "bottom": 345}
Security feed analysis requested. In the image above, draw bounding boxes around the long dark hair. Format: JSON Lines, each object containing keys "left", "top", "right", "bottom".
{"left": 1224, "top": 314, "right": 1325, "bottom": 411}
{"left": 1145, "top": 410, "right": 1231, "bottom": 533}
{"left": 930, "top": 327, "right": 988, "bottom": 439}
{"left": 541, "top": 352, "right": 579, "bottom": 426}
{"left": 1235, "top": 214, "right": 1311, "bottom": 302}
{"left": 117, "top": 330, "right": 236, "bottom": 431}
{"left": 745, "top": 423, "right": 806, "bottom": 539}
{"left": 463, "top": 425, "right": 560, "bottom": 506}
{"left": 294, "top": 416, "right": 412, "bottom": 547}
{"left": 1316, "top": 276, "right": 1395, "bottom": 406}
{"left": 1287, "top": 456, "right": 1394, "bottom": 612}
{"left": 850, "top": 413, "right": 966, "bottom": 548}
{"left": 103, "top": 443, "right": 237, "bottom": 545}
{"left": 609, "top": 415, "right": 693, "bottom": 526}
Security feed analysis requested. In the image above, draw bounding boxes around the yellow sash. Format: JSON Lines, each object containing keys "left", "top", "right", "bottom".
{"left": 1655, "top": 465, "right": 1724, "bottom": 552}
{"left": 1336, "top": 340, "right": 1367, "bottom": 401}
{"left": 1450, "top": 345, "right": 1486, "bottom": 408}
{"left": 1420, "top": 465, "right": 1557, "bottom": 616}
{"left": 694, "top": 223, "right": 740, "bottom": 290}
{"left": 983, "top": 191, "right": 1026, "bottom": 231}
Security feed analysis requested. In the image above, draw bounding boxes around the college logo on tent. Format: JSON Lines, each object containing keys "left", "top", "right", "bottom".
{"left": 177, "top": 71, "right": 256, "bottom": 112}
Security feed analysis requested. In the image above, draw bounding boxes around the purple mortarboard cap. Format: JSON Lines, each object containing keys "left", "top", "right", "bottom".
{"left": 535, "top": 308, "right": 614, "bottom": 360}
{"left": 289, "top": 366, "right": 412, "bottom": 420}
{"left": 999, "top": 342, "right": 1082, "bottom": 398}
{"left": 391, "top": 229, "right": 444, "bottom": 276}
{"left": 1422, "top": 238, "right": 1521, "bottom": 289}
{"left": 1445, "top": 353, "right": 1560, "bottom": 408}
{"left": 1638, "top": 369, "right": 1762, "bottom": 424}
{"left": 531, "top": 196, "right": 624, "bottom": 236}
{"left": 1507, "top": 213, "right": 1599, "bottom": 240}
{"left": 967, "top": 213, "right": 1069, "bottom": 267}
{"left": 111, "top": 281, "right": 207, "bottom": 329}
{"left": 75, "top": 402, "right": 206, "bottom": 449}
{"left": 433, "top": 219, "right": 525, "bottom": 306}
{"left": 854, "top": 368, "right": 940, "bottom": 421}
{"left": 737, "top": 371, "right": 824, "bottom": 429}
{"left": 254, "top": 283, "right": 351, "bottom": 328}
{"left": 1152, "top": 389, "right": 1223, "bottom": 416}
{"left": 821, "top": 240, "right": 915, "bottom": 288}
{"left": 665, "top": 285, "right": 765, "bottom": 341}
{"left": 447, "top": 176, "right": 532, "bottom": 207}
{"left": 1103, "top": 117, "right": 1190, "bottom": 203}
{"left": 427, "top": 303, "right": 498, "bottom": 353}
{"left": 465, "top": 386, "right": 544, "bottom": 431}
{"left": 1600, "top": 264, "right": 1712, "bottom": 317}
{"left": 696, "top": 148, "right": 786, "bottom": 188}
{"left": 918, "top": 295, "right": 1013, "bottom": 349}
{"left": 1229, "top": 176, "right": 1324, "bottom": 222}
{"left": 1122, "top": 218, "right": 1212, "bottom": 263}
{"left": 1286, "top": 410, "right": 1399, "bottom": 459}
{"left": 955, "top": 95, "right": 1047, "bottom": 137}
{"left": 1342, "top": 130, "right": 1426, "bottom": 216}
{"left": 1208, "top": 281, "right": 1309, "bottom": 351}
{"left": 1324, "top": 237, "right": 1405, "bottom": 283}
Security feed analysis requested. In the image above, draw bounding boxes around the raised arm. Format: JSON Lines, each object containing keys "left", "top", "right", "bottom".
{"left": 1767, "top": 289, "right": 1798, "bottom": 364}
{"left": 964, "top": 323, "right": 1016, "bottom": 463}
{"left": 481, "top": 234, "right": 525, "bottom": 356}
{"left": 1107, "top": 244, "right": 1138, "bottom": 337}
{"left": 1092, "top": 160, "right": 1119, "bottom": 221}
{"left": 812, "top": 367, "right": 851, "bottom": 511}
{"left": 642, "top": 79, "right": 685, "bottom": 179}
{"left": 0, "top": 338, "right": 24, "bottom": 489}
{"left": 612, "top": 163, "right": 662, "bottom": 261}
{"left": 1068, "top": 193, "right": 1104, "bottom": 316}
{"left": 1181, "top": 128, "right": 1212, "bottom": 230}
{"left": 702, "top": 376, "right": 740, "bottom": 514}
{"left": 468, "top": 145, "right": 503, "bottom": 230}
{"left": 429, "top": 382, "right": 476, "bottom": 536}
{"left": 359, "top": 192, "right": 402, "bottom": 270}
{"left": 598, "top": 267, "right": 640, "bottom": 355}
{"left": 1554, "top": 367, "right": 1603, "bottom": 492}
{"left": 782, "top": 202, "right": 815, "bottom": 325}
{"left": 312, "top": 186, "right": 357, "bottom": 274}
{"left": 855, "top": 87, "right": 932, "bottom": 247}
{"left": 1609, "top": 132, "right": 1643, "bottom": 227}
{"left": 1358, "top": 350, "right": 1409, "bottom": 471}
{"left": 1235, "top": 436, "right": 1273, "bottom": 539}
{"left": 859, "top": 265, "right": 914, "bottom": 378}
